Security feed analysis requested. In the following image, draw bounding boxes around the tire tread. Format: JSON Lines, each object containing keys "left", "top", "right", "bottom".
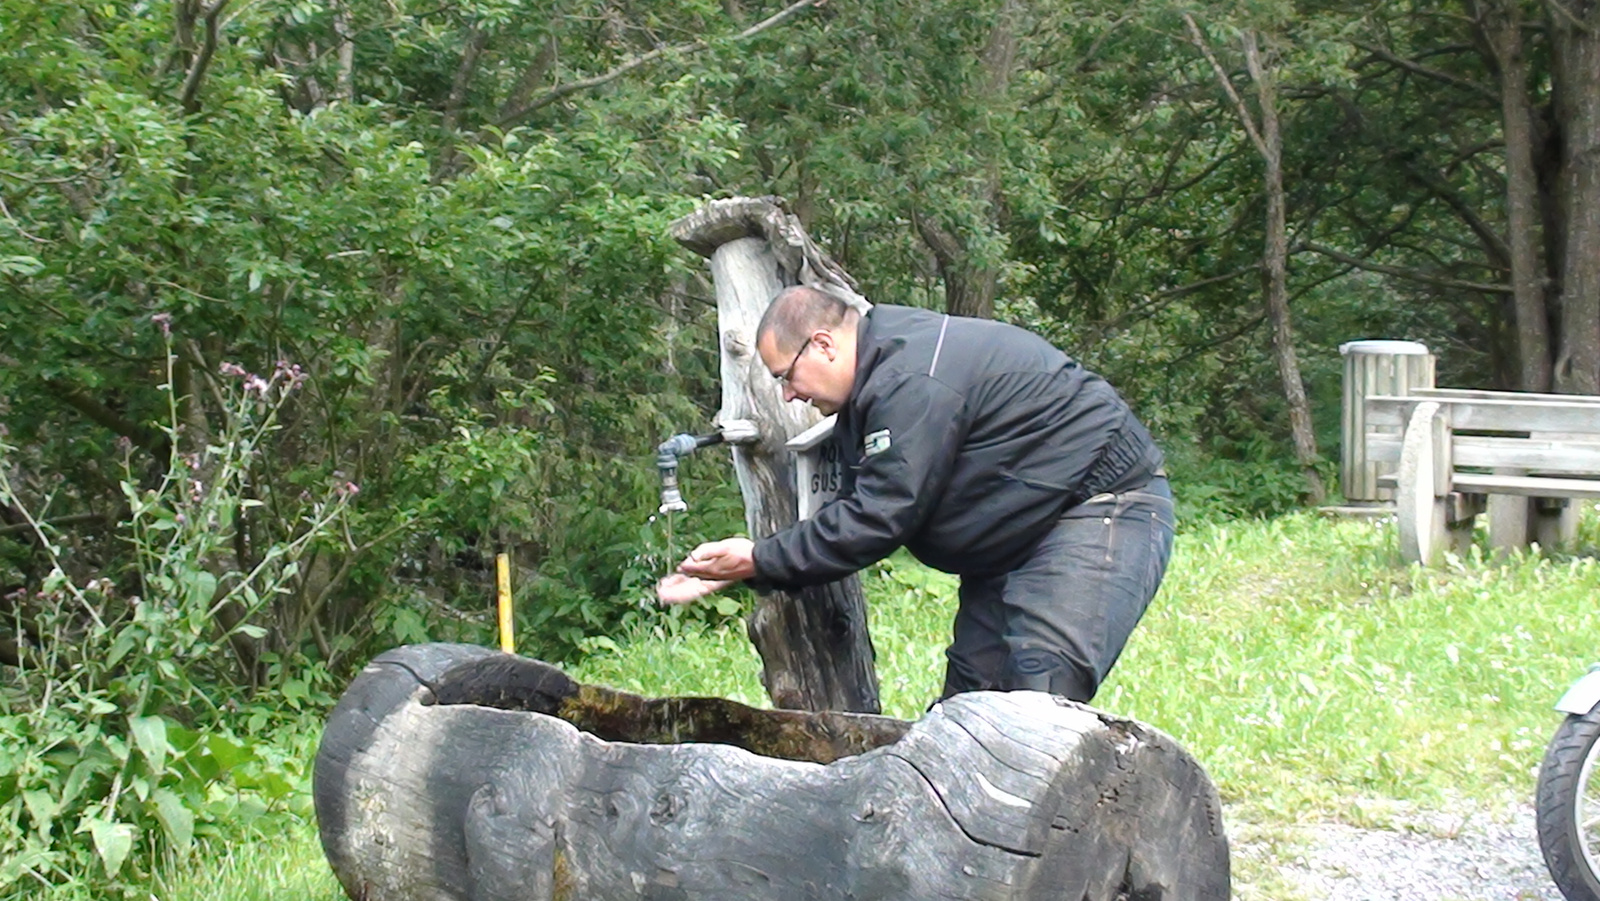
{"left": 1537, "top": 710, "right": 1600, "bottom": 901}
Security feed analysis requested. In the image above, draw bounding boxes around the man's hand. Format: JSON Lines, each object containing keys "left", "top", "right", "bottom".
{"left": 655, "top": 573, "right": 733, "bottom": 606}
{"left": 676, "top": 537, "right": 757, "bottom": 581}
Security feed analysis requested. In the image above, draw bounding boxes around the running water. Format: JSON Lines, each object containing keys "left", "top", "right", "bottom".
{"left": 662, "top": 508, "right": 677, "bottom": 574}
{"left": 638, "top": 510, "right": 679, "bottom": 608}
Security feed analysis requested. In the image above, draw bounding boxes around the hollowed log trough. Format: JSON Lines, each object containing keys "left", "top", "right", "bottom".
{"left": 313, "top": 643, "right": 1229, "bottom": 900}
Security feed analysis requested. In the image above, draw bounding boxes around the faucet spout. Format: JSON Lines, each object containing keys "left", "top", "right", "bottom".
{"left": 655, "top": 431, "right": 726, "bottom": 514}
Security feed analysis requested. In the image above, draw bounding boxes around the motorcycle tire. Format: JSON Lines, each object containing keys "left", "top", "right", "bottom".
{"left": 1538, "top": 708, "right": 1600, "bottom": 901}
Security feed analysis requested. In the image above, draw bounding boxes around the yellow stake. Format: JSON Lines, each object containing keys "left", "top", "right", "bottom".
{"left": 496, "top": 553, "right": 514, "bottom": 653}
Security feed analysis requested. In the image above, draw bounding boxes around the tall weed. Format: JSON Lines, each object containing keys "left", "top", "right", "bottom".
{"left": 0, "top": 347, "right": 349, "bottom": 896}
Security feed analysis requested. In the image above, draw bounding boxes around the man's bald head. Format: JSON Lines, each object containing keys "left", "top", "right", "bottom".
{"left": 757, "top": 285, "right": 857, "bottom": 353}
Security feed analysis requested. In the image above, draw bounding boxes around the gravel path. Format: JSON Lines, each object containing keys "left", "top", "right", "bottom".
{"left": 1233, "top": 803, "right": 1566, "bottom": 901}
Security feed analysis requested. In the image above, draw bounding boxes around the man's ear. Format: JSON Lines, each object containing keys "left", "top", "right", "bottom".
{"left": 812, "top": 329, "right": 836, "bottom": 360}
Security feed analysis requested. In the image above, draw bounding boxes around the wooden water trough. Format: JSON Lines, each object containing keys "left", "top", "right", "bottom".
{"left": 313, "top": 643, "right": 1230, "bottom": 901}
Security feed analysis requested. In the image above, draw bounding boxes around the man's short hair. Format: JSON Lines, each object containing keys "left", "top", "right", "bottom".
{"left": 757, "top": 285, "right": 855, "bottom": 350}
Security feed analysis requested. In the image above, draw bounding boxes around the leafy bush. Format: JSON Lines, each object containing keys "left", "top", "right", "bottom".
{"left": 1163, "top": 439, "right": 1324, "bottom": 527}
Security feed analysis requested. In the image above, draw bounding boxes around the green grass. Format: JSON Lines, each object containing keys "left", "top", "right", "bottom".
{"left": 1108, "top": 512, "right": 1600, "bottom": 819}
{"left": 128, "top": 506, "right": 1600, "bottom": 899}
{"left": 149, "top": 829, "right": 341, "bottom": 901}
{"left": 24, "top": 824, "right": 342, "bottom": 901}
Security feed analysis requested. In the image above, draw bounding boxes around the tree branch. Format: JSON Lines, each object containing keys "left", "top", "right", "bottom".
{"left": 494, "top": 0, "right": 824, "bottom": 129}
{"left": 1547, "top": 0, "right": 1598, "bottom": 36}
{"left": 0, "top": 512, "right": 105, "bottom": 537}
{"left": 180, "top": 0, "right": 231, "bottom": 116}
{"left": 1399, "top": 153, "right": 1512, "bottom": 267}
{"left": 1083, "top": 264, "right": 1259, "bottom": 346}
{"left": 42, "top": 378, "right": 170, "bottom": 455}
{"left": 1165, "top": 313, "right": 1268, "bottom": 369}
{"left": 1183, "top": 13, "right": 1268, "bottom": 158}
{"left": 1351, "top": 40, "right": 1498, "bottom": 103}
{"left": 495, "top": 36, "right": 559, "bottom": 125}
{"left": 1299, "top": 243, "right": 1512, "bottom": 294}
{"left": 441, "top": 25, "right": 488, "bottom": 137}
{"left": 434, "top": 24, "right": 489, "bottom": 176}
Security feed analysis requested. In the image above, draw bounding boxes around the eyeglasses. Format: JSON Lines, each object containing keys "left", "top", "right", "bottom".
{"left": 774, "top": 336, "right": 813, "bottom": 385}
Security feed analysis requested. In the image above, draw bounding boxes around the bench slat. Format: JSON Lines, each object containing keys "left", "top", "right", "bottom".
{"left": 1451, "top": 473, "right": 1600, "bottom": 499}
{"left": 1365, "top": 396, "right": 1600, "bottom": 434}
{"left": 1363, "top": 434, "right": 1600, "bottom": 472}
{"left": 1411, "top": 387, "right": 1600, "bottom": 405}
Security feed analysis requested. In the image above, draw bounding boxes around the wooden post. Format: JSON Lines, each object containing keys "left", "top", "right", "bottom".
{"left": 1396, "top": 401, "right": 1450, "bottom": 565}
{"left": 313, "top": 644, "right": 1232, "bottom": 901}
{"left": 1534, "top": 496, "right": 1581, "bottom": 551}
{"left": 1339, "top": 340, "right": 1433, "bottom": 504}
{"left": 669, "top": 197, "right": 880, "bottom": 714}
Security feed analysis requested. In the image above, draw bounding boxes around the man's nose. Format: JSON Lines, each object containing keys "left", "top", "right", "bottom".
{"left": 782, "top": 384, "right": 798, "bottom": 403}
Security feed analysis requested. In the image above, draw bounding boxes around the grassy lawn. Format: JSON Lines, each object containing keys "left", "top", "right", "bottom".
{"left": 119, "top": 507, "right": 1600, "bottom": 900}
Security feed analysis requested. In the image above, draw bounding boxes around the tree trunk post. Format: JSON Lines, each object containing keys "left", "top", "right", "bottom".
{"left": 1244, "top": 32, "right": 1326, "bottom": 505}
{"left": 669, "top": 197, "right": 880, "bottom": 713}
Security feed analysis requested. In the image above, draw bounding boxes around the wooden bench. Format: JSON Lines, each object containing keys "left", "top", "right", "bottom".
{"left": 1363, "top": 388, "right": 1600, "bottom": 564}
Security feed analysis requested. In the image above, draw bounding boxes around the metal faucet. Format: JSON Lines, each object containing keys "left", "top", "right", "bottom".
{"left": 654, "top": 420, "right": 759, "bottom": 514}
{"left": 652, "top": 422, "right": 758, "bottom": 515}
{"left": 656, "top": 432, "right": 723, "bottom": 514}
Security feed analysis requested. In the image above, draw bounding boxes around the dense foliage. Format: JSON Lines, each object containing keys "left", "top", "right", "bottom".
{"left": 1, "top": 0, "right": 1595, "bottom": 893}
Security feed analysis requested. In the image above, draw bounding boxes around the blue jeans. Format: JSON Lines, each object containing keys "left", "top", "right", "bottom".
{"left": 940, "top": 477, "right": 1175, "bottom": 703}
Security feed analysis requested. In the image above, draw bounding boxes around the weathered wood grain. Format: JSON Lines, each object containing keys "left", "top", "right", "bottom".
{"left": 315, "top": 644, "right": 1230, "bottom": 901}
{"left": 669, "top": 196, "right": 878, "bottom": 713}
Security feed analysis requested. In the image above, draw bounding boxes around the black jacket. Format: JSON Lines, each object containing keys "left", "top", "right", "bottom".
{"left": 751, "top": 305, "right": 1163, "bottom": 588}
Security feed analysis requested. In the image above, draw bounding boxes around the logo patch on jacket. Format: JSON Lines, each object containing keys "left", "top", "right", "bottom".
{"left": 863, "top": 429, "right": 892, "bottom": 456}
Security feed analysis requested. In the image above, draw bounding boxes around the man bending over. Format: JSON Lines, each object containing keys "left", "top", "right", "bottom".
{"left": 658, "top": 285, "right": 1173, "bottom": 704}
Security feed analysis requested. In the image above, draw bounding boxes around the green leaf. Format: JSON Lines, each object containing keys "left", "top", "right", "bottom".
{"left": 86, "top": 817, "right": 135, "bottom": 877}
{"left": 60, "top": 758, "right": 105, "bottom": 811}
{"left": 237, "top": 770, "right": 296, "bottom": 801}
{"left": 712, "top": 596, "right": 742, "bottom": 617}
{"left": 105, "top": 626, "right": 139, "bottom": 669}
{"left": 0, "top": 255, "right": 44, "bottom": 276}
{"left": 151, "top": 789, "right": 194, "bottom": 853}
{"left": 83, "top": 695, "right": 119, "bottom": 716}
{"left": 129, "top": 715, "right": 169, "bottom": 776}
{"left": 182, "top": 569, "right": 218, "bottom": 609}
{"left": 205, "top": 733, "right": 252, "bottom": 772}
{"left": 22, "top": 790, "right": 58, "bottom": 834}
